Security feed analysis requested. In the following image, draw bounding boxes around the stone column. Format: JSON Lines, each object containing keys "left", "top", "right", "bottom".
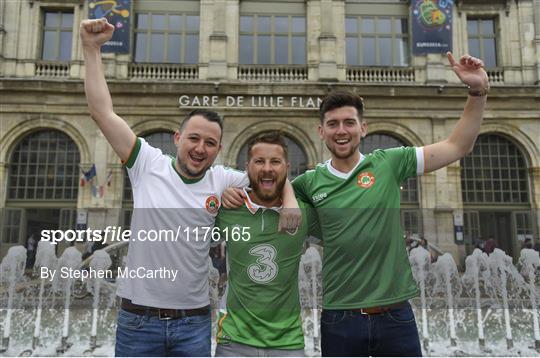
{"left": 533, "top": 0, "right": 540, "bottom": 83}
{"left": 207, "top": 0, "right": 229, "bottom": 80}
{"left": 318, "top": 0, "right": 339, "bottom": 81}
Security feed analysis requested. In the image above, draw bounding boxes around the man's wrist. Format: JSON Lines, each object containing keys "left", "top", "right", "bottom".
{"left": 468, "top": 85, "right": 490, "bottom": 97}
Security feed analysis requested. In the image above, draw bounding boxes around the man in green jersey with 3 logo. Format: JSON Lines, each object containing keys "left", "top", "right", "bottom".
{"left": 215, "top": 132, "right": 318, "bottom": 356}
{"left": 292, "top": 52, "right": 489, "bottom": 356}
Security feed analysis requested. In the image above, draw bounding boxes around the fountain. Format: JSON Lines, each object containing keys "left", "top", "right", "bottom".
{"left": 0, "top": 245, "right": 27, "bottom": 353}
{"left": 461, "top": 248, "right": 491, "bottom": 350}
{"left": 84, "top": 249, "right": 112, "bottom": 354}
{"left": 518, "top": 248, "right": 540, "bottom": 349}
{"left": 409, "top": 245, "right": 432, "bottom": 350}
{"left": 2, "top": 241, "right": 540, "bottom": 356}
{"left": 53, "top": 246, "right": 82, "bottom": 354}
{"left": 299, "top": 246, "right": 322, "bottom": 356}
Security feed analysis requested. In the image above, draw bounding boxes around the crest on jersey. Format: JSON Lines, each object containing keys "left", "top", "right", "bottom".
{"left": 205, "top": 195, "right": 220, "bottom": 214}
{"left": 357, "top": 172, "right": 375, "bottom": 188}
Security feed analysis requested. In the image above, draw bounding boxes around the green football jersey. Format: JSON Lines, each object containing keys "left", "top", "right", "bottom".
{"left": 215, "top": 197, "right": 316, "bottom": 349}
{"left": 293, "top": 147, "right": 422, "bottom": 309}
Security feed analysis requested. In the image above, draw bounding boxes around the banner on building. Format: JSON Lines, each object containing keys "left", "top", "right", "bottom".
{"left": 89, "top": 0, "right": 131, "bottom": 53}
{"left": 412, "top": 0, "right": 453, "bottom": 54}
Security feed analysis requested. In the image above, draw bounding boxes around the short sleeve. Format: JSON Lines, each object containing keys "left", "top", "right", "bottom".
{"left": 379, "top": 147, "right": 424, "bottom": 183}
{"left": 299, "top": 199, "right": 321, "bottom": 240}
{"left": 220, "top": 167, "right": 249, "bottom": 189}
{"left": 125, "top": 138, "right": 165, "bottom": 188}
{"left": 292, "top": 173, "right": 312, "bottom": 204}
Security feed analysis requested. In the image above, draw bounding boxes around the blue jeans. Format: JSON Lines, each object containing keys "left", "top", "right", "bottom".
{"left": 321, "top": 303, "right": 422, "bottom": 357}
{"left": 115, "top": 308, "right": 211, "bottom": 357}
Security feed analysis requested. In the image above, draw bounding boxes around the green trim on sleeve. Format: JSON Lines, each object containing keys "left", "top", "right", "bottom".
{"left": 124, "top": 138, "right": 142, "bottom": 169}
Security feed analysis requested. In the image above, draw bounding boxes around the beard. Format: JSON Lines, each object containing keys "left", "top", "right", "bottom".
{"left": 325, "top": 140, "right": 361, "bottom": 159}
{"left": 177, "top": 157, "right": 209, "bottom": 178}
{"left": 249, "top": 172, "right": 288, "bottom": 203}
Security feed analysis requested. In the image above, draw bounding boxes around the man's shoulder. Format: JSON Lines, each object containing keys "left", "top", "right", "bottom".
{"left": 295, "top": 162, "right": 328, "bottom": 181}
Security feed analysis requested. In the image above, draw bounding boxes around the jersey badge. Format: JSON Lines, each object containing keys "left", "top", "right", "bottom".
{"left": 206, "top": 195, "right": 220, "bottom": 214}
{"left": 357, "top": 172, "right": 375, "bottom": 188}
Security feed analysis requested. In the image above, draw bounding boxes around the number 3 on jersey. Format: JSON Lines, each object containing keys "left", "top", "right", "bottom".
{"left": 247, "top": 244, "right": 278, "bottom": 284}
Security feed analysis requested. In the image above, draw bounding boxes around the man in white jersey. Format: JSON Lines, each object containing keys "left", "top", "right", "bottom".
{"left": 80, "top": 18, "right": 300, "bottom": 356}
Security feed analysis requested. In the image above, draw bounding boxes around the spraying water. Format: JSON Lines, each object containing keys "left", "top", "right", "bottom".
{"left": 432, "top": 253, "right": 462, "bottom": 347}
{"left": 409, "top": 246, "right": 432, "bottom": 350}
{"left": 518, "top": 248, "right": 540, "bottom": 349}
{"left": 462, "top": 248, "right": 491, "bottom": 349}
{"left": 53, "top": 246, "right": 82, "bottom": 354}
{"left": 0, "top": 246, "right": 27, "bottom": 353}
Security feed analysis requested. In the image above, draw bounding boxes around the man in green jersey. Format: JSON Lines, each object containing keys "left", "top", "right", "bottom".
{"left": 215, "top": 132, "right": 317, "bottom": 356}
{"left": 291, "top": 52, "right": 489, "bottom": 356}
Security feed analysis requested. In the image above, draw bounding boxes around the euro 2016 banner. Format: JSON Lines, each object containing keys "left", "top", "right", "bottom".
{"left": 89, "top": 0, "right": 130, "bottom": 53}
{"left": 412, "top": 0, "right": 453, "bottom": 54}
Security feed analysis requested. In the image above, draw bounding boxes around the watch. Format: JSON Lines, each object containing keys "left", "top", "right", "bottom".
{"left": 468, "top": 86, "right": 490, "bottom": 97}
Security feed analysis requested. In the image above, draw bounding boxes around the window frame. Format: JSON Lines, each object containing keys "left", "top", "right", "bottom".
{"left": 133, "top": 12, "right": 200, "bottom": 64}
{"left": 345, "top": 15, "right": 410, "bottom": 67}
{"left": 40, "top": 9, "right": 74, "bottom": 61}
{"left": 239, "top": 14, "right": 306, "bottom": 65}
{"left": 466, "top": 17, "right": 499, "bottom": 68}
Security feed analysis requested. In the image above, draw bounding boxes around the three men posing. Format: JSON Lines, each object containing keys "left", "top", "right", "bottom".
{"left": 81, "top": 16, "right": 488, "bottom": 357}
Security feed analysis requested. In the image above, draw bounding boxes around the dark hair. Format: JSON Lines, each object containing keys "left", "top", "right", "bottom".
{"left": 319, "top": 91, "right": 364, "bottom": 123}
{"left": 180, "top": 109, "right": 224, "bottom": 139}
{"left": 246, "top": 131, "right": 289, "bottom": 162}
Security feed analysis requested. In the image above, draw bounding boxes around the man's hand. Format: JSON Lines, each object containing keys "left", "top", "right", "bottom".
{"left": 222, "top": 187, "right": 246, "bottom": 209}
{"left": 447, "top": 52, "right": 489, "bottom": 92}
{"left": 80, "top": 18, "right": 115, "bottom": 50}
{"left": 278, "top": 207, "right": 302, "bottom": 234}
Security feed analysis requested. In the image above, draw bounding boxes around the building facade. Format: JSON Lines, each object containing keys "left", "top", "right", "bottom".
{"left": 0, "top": 0, "right": 539, "bottom": 265}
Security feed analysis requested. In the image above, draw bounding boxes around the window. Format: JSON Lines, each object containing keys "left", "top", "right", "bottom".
{"left": 467, "top": 18, "right": 497, "bottom": 68}
{"left": 236, "top": 135, "right": 307, "bottom": 179}
{"left": 41, "top": 10, "right": 73, "bottom": 61}
{"left": 134, "top": 13, "right": 199, "bottom": 63}
{"left": 1, "top": 209, "right": 23, "bottom": 244}
{"left": 239, "top": 15, "right": 306, "bottom": 65}
{"left": 346, "top": 16, "right": 409, "bottom": 66}
{"left": 8, "top": 130, "right": 80, "bottom": 200}
{"left": 461, "top": 134, "right": 529, "bottom": 204}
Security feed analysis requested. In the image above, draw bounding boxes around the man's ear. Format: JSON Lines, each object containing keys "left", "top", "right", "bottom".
{"left": 174, "top": 130, "right": 181, "bottom": 146}
{"left": 360, "top": 121, "right": 368, "bottom": 138}
{"left": 317, "top": 124, "right": 324, "bottom": 139}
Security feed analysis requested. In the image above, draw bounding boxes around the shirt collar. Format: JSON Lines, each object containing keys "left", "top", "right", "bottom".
{"left": 243, "top": 188, "right": 282, "bottom": 215}
{"left": 326, "top": 153, "right": 365, "bottom": 179}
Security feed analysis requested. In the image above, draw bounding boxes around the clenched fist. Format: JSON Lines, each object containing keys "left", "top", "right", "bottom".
{"left": 80, "top": 18, "right": 115, "bottom": 50}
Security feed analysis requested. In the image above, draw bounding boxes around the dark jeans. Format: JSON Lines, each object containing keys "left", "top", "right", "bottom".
{"left": 321, "top": 303, "right": 422, "bottom": 357}
{"left": 115, "top": 308, "right": 211, "bottom": 357}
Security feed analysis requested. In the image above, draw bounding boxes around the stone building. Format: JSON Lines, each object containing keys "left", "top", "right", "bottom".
{"left": 0, "top": 0, "right": 539, "bottom": 265}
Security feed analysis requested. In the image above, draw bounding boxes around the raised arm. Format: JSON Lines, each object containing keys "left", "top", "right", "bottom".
{"left": 423, "top": 52, "right": 490, "bottom": 173}
{"left": 80, "top": 18, "right": 136, "bottom": 162}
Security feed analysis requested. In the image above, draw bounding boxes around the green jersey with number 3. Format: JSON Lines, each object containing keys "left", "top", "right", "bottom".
{"left": 215, "top": 198, "right": 315, "bottom": 349}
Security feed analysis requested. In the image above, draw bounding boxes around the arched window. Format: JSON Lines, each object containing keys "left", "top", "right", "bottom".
{"left": 236, "top": 134, "right": 308, "bottom": 179}
{"left": 3, "top": 130, "right": 80, "bottom": 245}
{"left": 461, "top": 134, "right": 534, "bottom": 257}
{"left": 361, "top": 133, "right": 421, "bottom": 235}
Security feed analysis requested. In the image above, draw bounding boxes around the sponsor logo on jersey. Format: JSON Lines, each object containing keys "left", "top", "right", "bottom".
{"left": 357, "top": 172, "right": 375, "bottom": 188}
{"left": 247, "top": 244, "right": 278, "bottom": 284}
{"left": 205, "top": 195, "right": 220, "bottom": 213}
{"left": 312, "top": 192, "right": 327, "bottom": 203}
